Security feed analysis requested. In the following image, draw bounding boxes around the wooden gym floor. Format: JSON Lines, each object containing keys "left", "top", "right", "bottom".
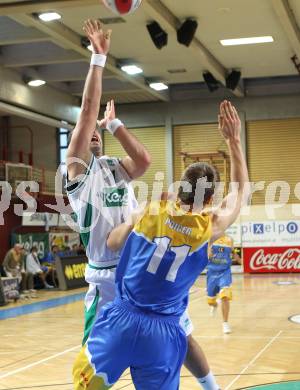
{"left": 0, "top": 273, "right": 300, "bottom": 390}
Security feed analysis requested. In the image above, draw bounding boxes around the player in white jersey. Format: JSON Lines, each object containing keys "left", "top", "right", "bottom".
{"left": 66, "top": 20, "right": 151, "bottom": 343}
{"left": 67, "top": 19, "right": 221, "bottom": 389}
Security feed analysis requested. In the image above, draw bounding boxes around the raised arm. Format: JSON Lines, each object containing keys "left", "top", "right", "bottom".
{"left": 107, "top": 222, "right": 134, "bottom": 252}
{"left": 67, "top": 20, "right": 111, "bottom": 180}
{"left": 211, "top": 101, "right": 249, "bottom": 241}
{"left": 98, "top": 100, "right": 151, "bottom": 179}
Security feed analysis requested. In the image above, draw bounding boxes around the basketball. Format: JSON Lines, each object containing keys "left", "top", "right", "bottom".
{"left": 102, "top": 0, "right": 142, "bottom": 15}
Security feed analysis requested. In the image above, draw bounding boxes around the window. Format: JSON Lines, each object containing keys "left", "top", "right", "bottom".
{"left": 58, "top": 128, "right": 69, "bottom": 165}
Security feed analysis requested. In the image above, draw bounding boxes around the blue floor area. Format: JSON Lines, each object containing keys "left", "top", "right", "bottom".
{"left": 0, "top": 292, "right": 85, "bottom": 320}
{"left": 245, "top": 381, "right": 300, "bottom": 389}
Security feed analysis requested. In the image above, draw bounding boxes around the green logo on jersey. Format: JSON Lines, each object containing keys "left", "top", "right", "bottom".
{"left": 102, "top": 188, "right": 128, "bottom": 207}
{"left": 106, "top": 159, "right": 116, "bottom": 167}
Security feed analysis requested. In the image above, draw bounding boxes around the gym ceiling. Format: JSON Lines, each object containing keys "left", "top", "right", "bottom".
{"left": 0, "top": 0, "right": 300, "bottom": 123}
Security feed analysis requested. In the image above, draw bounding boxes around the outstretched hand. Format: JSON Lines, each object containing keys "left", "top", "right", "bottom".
{"left": 83, "top": 19, "right": 112, "bottom": 55}
{"left": 218, "top": 100, "right": 241, "bottom": 142}
{"left": 97, "top": 100, "right": 116, "bottom": 129}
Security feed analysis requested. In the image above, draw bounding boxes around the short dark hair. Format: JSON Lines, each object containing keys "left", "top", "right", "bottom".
{"left": 31, "top": 246, "right": 38, "bottom": 252}
{"left": 178, "top": 162, "right": 219, "bottom": 207}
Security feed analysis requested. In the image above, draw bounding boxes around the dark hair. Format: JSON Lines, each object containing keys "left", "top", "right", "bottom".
{"left": 178, "top": 162, "right": 219, "bottom": 207}
{"left": 31, "top": 246, "right": 38, "bottom": 252}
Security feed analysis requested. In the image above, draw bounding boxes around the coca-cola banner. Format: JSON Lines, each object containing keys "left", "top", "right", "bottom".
{"left": 243, "top": 246, "right": 300, "bottom": 273}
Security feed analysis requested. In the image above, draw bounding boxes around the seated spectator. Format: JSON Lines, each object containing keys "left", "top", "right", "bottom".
{"left": 26, "top": 247, "right": 54, "bottom": 289}
{"left": 3, "top": 244, "right": 36, "bottom": 298}
{"left": 41, "top": 245, "right": 58, "bottom": 287}
{"left": 72, "top": 244, "right": 79, "bottom": 252}
{"left": 42, "top": 245, "right": 59, "bottom": 265}
{"left": 77, "top": 244, "right": 86, "bottom": 255}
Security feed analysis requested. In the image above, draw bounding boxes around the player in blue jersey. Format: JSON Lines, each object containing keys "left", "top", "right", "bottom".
{"left": 72, "top": 100, "right": 249, "bottom": 390}
{"left": 207, "top": 235, "right": 242, "bottom": 334}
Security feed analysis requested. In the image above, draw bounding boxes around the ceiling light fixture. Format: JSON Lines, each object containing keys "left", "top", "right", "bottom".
{"left": 220, "top": 36, "right": 274, "bottom": 46}
{"left": 38, "top": 12, "right": 61, "bottom": 22}
{"left": 27, "top": 79, "right": 46, "bottom": 87}
{"left": 149, "top": 82, "right": 168, "bottom": 91}
{"left": 121, "top": 65, "right": 143, "bottom": 75}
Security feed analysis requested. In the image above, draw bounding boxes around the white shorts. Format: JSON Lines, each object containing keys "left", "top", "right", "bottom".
{"left": 179, "top": 310, "right": 194, "bottom": 336}
{"left": 84, "top": 266, "right": 116, "bottom": 312}
{"left": 85, "top": 265, "right": 194, "bottom": 336}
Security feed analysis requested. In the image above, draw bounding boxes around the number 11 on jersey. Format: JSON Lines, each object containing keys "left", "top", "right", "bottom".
{"left": 146, "top": 237, "right": 191, "bottom": 282}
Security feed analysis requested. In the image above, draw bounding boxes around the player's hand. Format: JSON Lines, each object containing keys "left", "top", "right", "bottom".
{"left": 83, "top": 19, "right": 112, "bottom": 55}
{"left": 125, "top": 204, "right": 146, "bottom": 228}
{"left": 218, "top": 100, "right": 241, "bottom": 143}
{"left": 97, "top": 100, "right": 116, "bottom": 129}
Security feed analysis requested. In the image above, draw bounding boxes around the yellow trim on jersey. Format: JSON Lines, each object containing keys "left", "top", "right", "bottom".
{"left": 134, "top": 201, "right": 212, "bottom": 253}
{"left": 213, "top": 235, "right": 233, "bottom": 248}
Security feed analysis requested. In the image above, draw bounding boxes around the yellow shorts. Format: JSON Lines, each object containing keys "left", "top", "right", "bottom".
{"left": 207, "top": 287, "right": 232, "bottom": 305}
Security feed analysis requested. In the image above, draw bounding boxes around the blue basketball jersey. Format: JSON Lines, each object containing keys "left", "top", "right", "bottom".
{"left": 116, "top": 201, "right": 212, "bottom": 317}
{"left": 207, "top": 235, "right": 233, "bottom": 272}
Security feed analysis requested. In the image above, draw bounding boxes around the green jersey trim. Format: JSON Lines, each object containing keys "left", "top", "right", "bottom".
{"left": 80, "top": 199, "right": 93, "bottom": 249}
{"left": 88, "top": 264, "right": 117, "bottom": 271}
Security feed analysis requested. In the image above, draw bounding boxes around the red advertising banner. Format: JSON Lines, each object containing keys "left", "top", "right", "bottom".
{"left": 243, "top": 246, "right": 300, "bottom": 273}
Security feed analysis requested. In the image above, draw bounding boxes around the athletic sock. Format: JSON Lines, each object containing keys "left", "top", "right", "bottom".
{"left": 197, "top": 371, "right": 220, "bottom": 390}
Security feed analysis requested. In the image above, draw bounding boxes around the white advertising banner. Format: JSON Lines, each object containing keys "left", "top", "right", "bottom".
{"left": 49, "top": 232, "right": 80, "bottom": 250}
{"left": 241, "top": 220, "right": 300, "bottom": 247}
{"left": 22, "top": 212, "right": 59, "bottom": 227}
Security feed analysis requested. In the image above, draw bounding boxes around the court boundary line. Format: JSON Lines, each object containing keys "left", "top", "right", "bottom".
{"left": 0, "top": 293, "right": 85, "bottom": 320}
{"left": 194, "top": 335, "right": 300, "bottom": 339}
{"left": 180, "top": 371, "right": 300, "bottom": 378}
{"left": 224, "top": 330, "right": 283, "bottom": 390}
{"left": 0, "top": 345, "right": 81, "bottom": 380}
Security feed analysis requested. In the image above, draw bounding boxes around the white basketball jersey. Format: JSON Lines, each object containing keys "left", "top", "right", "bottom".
{"left": 67, "top": 155, "right": 137, "bottom": 268}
